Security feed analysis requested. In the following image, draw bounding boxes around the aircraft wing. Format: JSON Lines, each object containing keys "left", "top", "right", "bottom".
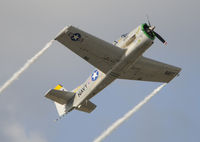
{"left": 55, "top": 26, "right": 124, "bottom": 73}
{"left": 119, "top": 56, "right": 181, "bottom": 83}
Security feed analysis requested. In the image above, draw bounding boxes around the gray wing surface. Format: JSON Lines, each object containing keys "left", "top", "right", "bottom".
{"left": 55, "top": 26, "right": 124, "bottom": 73}
{"left": 119, "top": 56, "right": 181, "bottom": 83}
{"left": 45, "top": 89, "right": 74, "bottom": 105}
{"left": 76, "top": 100, "right": 96, "bottom": 113}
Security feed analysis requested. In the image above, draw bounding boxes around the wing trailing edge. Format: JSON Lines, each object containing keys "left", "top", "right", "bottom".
{"left": 119, "top": 56, "right": 181, "bottom": 83}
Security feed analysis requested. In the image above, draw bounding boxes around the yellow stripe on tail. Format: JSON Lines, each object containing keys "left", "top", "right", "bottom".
{"left": 54, "top": 84, "right": 63, "bottom": 90}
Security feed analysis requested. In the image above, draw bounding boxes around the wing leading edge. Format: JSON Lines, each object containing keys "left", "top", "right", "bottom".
{"left": 55, "top": 26, "right": 124, "bottom": 73}
{"left": 119, "top": 56, "right": 181, "bottom": 83}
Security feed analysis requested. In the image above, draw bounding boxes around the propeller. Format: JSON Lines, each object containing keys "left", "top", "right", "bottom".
{"left": 153, "top": 31, "right": 167, "bottom": 45}
{"left": 145, "top": 15, "right": 167, "bottom": 45}
{"left": 146, "top": 15, "right": 151, "bottom": 27}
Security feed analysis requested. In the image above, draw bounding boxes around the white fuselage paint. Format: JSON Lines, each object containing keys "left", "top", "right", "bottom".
{"left": 71, "top": 25, "right": 153, "bottom": 109}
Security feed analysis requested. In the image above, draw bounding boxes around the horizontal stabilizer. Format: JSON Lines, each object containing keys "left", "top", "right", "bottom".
{"left": 45, "top": 89, "right": 74, "bottom": 105}
{"left": 76, "top": 100, "right": 96, "bottom": 113}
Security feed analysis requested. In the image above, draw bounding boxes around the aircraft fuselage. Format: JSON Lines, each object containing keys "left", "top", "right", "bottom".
{"left": 72, "top": 24, "right": 154, "bottom": 109}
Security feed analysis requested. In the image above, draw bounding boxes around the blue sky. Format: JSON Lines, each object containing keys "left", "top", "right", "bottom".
{"left": 0, "top": 0, "right": 199, "bottom": 142}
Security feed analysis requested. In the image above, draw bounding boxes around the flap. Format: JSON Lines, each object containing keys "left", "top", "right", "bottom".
{"left": 45, "top": 89, "right": 74, "bottom": 105}
{"left": 55, "top": 26, "right": 124, "bottom": 73}
{"left": 119, "top": 56, "right": 181, "bottom": 83}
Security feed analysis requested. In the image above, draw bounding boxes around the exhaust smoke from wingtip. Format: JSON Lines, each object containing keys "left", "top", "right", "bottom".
{"left": 0, "top": 40, "right": 54, "bottom": 95}
{"left": 93, "top": 83, "right": 167, "bottom": 142}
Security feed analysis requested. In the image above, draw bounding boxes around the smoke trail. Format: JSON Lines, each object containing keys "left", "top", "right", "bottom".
{"left": 93, "top": 83, "right": 167, "bottom": 142}
{"left": 0, "top": 40, "right": 54, "bottom": 95}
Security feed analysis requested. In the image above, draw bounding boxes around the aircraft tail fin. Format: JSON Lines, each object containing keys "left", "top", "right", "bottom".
{"left": 45, "top": 84, "right": 96, "bottom": 117}
{"left": 45, "top": 84, "right": 75, "bottom": 117}
{"left": 54, "top": 102, "right": 66, "bottom": 117}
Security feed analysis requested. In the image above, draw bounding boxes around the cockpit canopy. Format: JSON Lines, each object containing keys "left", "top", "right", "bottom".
{"left": 121, "top": 33, "right": 128, "bottom": 38}
{"left": 113, "top": 33, "right": 128, "bottom": 45}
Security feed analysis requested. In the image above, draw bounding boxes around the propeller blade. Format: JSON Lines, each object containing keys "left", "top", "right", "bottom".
{"left": 153, "top": 31, "right": 167, "bottom": 45}
{"left": 146, "top": 15, "right": 151, "bottom": 26}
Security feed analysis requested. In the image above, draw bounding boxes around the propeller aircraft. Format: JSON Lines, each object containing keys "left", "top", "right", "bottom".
{"left": 45, "top": 22, "right": 181, "bottom": 119}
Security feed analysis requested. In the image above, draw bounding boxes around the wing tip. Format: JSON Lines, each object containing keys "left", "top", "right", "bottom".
{"left": 54, "top": 25, "right": 73, "bottom": 40}
{"left": 165, "top": 66, "right": 182, "bottom": 83}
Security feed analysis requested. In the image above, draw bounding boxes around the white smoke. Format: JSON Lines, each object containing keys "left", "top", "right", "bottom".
{"left": 0, "top": 40, "right": 54, "bottom": 95}
{"left": 93, "top": 83, "right": 167, "bottom": 142}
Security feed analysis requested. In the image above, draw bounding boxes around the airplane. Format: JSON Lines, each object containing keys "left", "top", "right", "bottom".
{"left": 45, "top": 22, "right": 181, "bottom": 119}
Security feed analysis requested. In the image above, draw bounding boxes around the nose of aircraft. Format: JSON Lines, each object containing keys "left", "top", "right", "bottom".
{"left": 149, "top": 26, "right": 155, "bottom": 31}
{"left": 142, "top": 23, "right": 167, "bottom": 45}
{"left": 142, "top": 23, "right": 155, "bottom": 40}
